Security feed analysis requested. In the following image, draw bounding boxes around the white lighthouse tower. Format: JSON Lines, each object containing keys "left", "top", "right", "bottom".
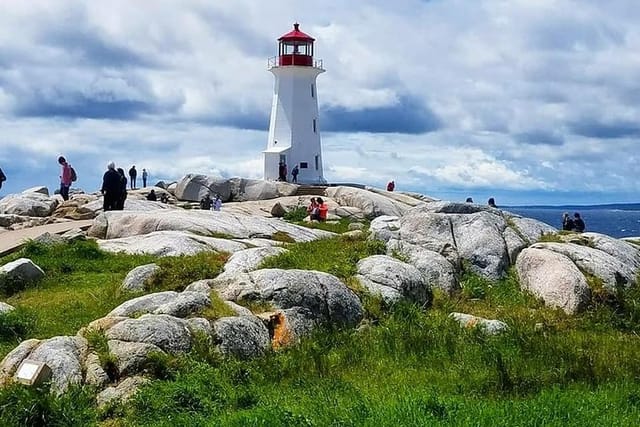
{"left": 263, "top": 23, "right": 326, "bottom": 184}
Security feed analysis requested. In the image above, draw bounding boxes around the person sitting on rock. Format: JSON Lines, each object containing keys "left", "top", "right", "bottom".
{"left": 316, "top": 197, "right": 328, "bottom": 222}
{"left": 465, "top": 197, "right": 474, "bottom": 203}
{"left": 562, "top": 212, "right": 575, "bottom": 231}
{"left": 160, "top": 193, "right": 170, "bottom": 204}
{"left": 213, "top": 194, "right": 222, "bottom": 211}
{"left": 487, "top": 197, "right": 497, "bottom": 208}
{"left": 146, "top": 189, "right": 157, "bottom": 201}
{"left": 386, "top": 180, "right": 395, "bottom": 191}
{"left": 307, "top": 197, "right": 319, "bottom": 220}
{"left": 200, "top": 194, "right": 213, "bottom": 210}
{"left": 573, "top": 212, "right": 585, "bottom": 232}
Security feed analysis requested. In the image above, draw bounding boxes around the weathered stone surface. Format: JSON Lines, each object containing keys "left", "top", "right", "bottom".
{"left": 187, "top": 317, "right": 213, "bottom": 338}
{"left": 583, "top": 233, "right": 640, "bottom": 270}
{"left": 214, "top": 269, "right": 363, "bottom": 328}
{"left": 174, "top": 174, "right": 232, "bottom": 202}
{"left": 0, "top": 190, "right": 59, "bottom": 217}
{"left": 355, "top": 255, "right": 431, "bottom": 305}
{"left": 88, "top": 209, "right": 334, "bottom": 242}
{"left": 97, "top": 376, "right": 150, "bottom": 408}
{"left": 516, "top": 247, "right": 591, "bottom": 314}
{"left": 218, "top": 247, "right": 288, "bottom": 279}
{"left": 449, "top": 312, "right": 509, "bottom": 335}
{"left": 33, "top": 232, "right": 65, "bottom": 246}
{"left": 270, "top": 202, "right": 287, "bottom": 218}
{"left": 0, "top": 258, "right": 45, "bottom": 283}
{"left": 152, "top": 291, "right": 211, "bottom": 318}
{"left": 106, "top": 314, "right": 192, "bottom": 354}
{"left": 325, "top": 186, "right": 411, "bottom": 219}
{"left": 348, "top": 222, "right": 364, "bottom": 231}
{"left": 108, "top": 340, "right": 164, "bottom": 376}
{"left": 98, "top": 230, "right": 248, "bottom": 257}
{"left": 531, "top": 242, "right": 638, "bottom": 292}
{"left": 224, "top": 301, "right": 254, "bottom": 316}
{"left": 404, "top": 248, "right": 459, "bottom": 294}
{"left": 52, "top": 200, "right": 97, "bottom": 220}
{"left": 84, "top": 352, "right": 109, "bottom": 388}
{"left": 505, "top": 215, "right": 557, "bottom": 243}
{"left": 60, "top": 228, "right": 86, "bottom": 242}
{"left": 450, "top": 212, "right": 510, "bottom": 280}
{"left": 108, "top": 292, "right": 179, "bottom": 317}
{"left": 212, "top": 316, "right": 270, "bottom": 359}
{"left": 85, "top": 316, "right": 128, "bottom": 333}
{"left": 502, "top": 227, "right": 527, "bottom": 264}
{"left": 23, "top": 186, "right": 49, "bottom": 196}
{"left": 364, "top": 186, "right": 428, "bottom": 207}
{"left": 369, "top": 215, "right": 401, "bottom": 243}
{"left": 28, "top": 336, "right": 88, "bottom": 393}
{"left": 0, "top": 302, "right": 15, "bottom": 314}
{"left": 184, "top": 279, "right": 214, "bottom": 294}
{"left": 0, "top": 339, "right": 40, "bottom": 385}
{"left": 229, "top": 178, "right": 298, "bottom": 202}
{"left": 122, "top": 264, "right": 160, "bottom": 292}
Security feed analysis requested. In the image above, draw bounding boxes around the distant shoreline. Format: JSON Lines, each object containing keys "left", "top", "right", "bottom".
{"left": 505, "top": 203, "right": 640, "bottom": 211}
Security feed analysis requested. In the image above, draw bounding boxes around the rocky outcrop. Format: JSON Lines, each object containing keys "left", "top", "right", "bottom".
{"left": 325, "top": 186, "right": 412, "bottom": 219}
{"left": 174, "top": 175, "right": 232, "bottom": 202}
{"left": 229, "top": 178, "right": 298, "bottom": 202}
{"left": 97, "top": 230, "right": 248, "bottom": 257}
{"left": 355, "top": 255, "right": 431, "bottom": 305}
{"left": 217, "top": 247, "right": 288, "bottom": 279}
{"left": 516, "top": 247, "right": 591, "bottom": 314}
{"left": 88, "top": 209, "right": 334, "bottom": 242}
{"left": 107, "top": 291, "right": 209, "bottom": 318}
{"left": 0, "top": 190, "right": 59, "bottom": 217}
{"left": 97, "top": 376, "right": 150, "bottom": 408}
{"left": 212, "top": 316, "right": 270, "bottom": 359}
{"left": 106, "top": 314, "right": 193, "bottom": 354}
{"left": 214, "top": 269, "right": 363, "bottom": 327}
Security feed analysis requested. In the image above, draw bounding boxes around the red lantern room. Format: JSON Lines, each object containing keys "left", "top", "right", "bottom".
{"left": 277, "top": 23, "right": 315, "bottom": 67}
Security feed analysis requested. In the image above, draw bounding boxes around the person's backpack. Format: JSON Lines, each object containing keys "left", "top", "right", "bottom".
{"left": 69, "top": 166, "right": 77, "bottom": 182}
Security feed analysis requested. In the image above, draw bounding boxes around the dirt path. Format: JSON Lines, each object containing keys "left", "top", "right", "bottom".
{"left": 0, "top": 220, "right": 95, "bottom": 257}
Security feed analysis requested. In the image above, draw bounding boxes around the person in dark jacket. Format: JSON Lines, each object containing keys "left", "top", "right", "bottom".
{"left": 0, "top": 167, "right": 6, "bottom": 190}
{"left": 101, "top": 162, "right": 122, "bottom": 211}
{"left": 562, "top": 212, "right": 574, "bottom": 231}
{"left": 146, "top": 189, "right": 157, "bottom": 201}
{"left": 487, "top": 197, "right": 497, "bottom": 208}
{"left": 573, "top": 212, "right": 585, "bottom": 232}
{"left": 116, "top": 168, "right": 128, "bottom": 210}
{"left": 128, "top": 165, "right": 137, "bottom": 190}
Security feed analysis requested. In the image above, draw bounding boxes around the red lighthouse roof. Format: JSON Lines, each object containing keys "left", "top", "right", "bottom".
{"left": 278, "top": 23, "right": 315, "bottom": 42}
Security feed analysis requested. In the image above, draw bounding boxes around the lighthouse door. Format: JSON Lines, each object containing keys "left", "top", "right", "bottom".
{"left": 279, "top": 154, "right": 286, "bottom": 164}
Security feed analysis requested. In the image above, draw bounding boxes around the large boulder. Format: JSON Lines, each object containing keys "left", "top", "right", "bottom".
{"left": 0, "top": 339, "right": 41, "bottom": 386}
{"left": 325, "top": 186, "right": 412, "bottom": 219}
{"left": 107, "top": 291, "right": 209, "bottom": 318}
{"left": 212, "top": 316, "right": 271, "bottom": 359}
{"left": 88, "top": 209, "right": 334, "bottom": 243}
{"left": 583, "top": 233, "right": 640, "bottom": 270}
{"left": 355, "top": 255, "right": 431, "bottom": 305}
{"left": 516, "top": 247, "right": 591, "bottom": 314}
{"left": 530, "top": 242, "right": 638, "bottom": 292}
{"left": 214, "top": 269, "right": 363, "bottom": 328}
{"left": 105, "top": 314, "right": 193, "bottom": 354}
{"left": 107, "top": 340, "right": 164, "bottom": 376}
{"left": 26, "top": 336, "right": 88, "bottom": 394}
{"left": 97, "top": 230, "right": 248, "bottom": 257}
{"left": 0, "top": 258, "right": 45, "bottom": 283}
{"left": 0, "top": 190, "right": 59, "bottom": 217}
{"left": 122, "top": 264, "right": 160, "bottom": 292}
{"left": 23, "top": 186, "right": 50, "bottom": 196}
{"left": 97, "top": 376, "right": 150, "bottom": 409}
{"left": 229, "top": 178, "right": 298, "bottom": 202}
{"left": 174, "top": 175, "right": 232, "bottom": 202}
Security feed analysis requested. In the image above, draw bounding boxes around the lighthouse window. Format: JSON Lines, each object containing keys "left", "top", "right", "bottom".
{"left": 315, "top": 155, "right": 319, "bottom": 170}
{"left": 311, "top": 84, "right": 315, "bottom": 98}
{"left": 300, "top": 162, "right": 308, "bottom": 169}
{"left": 313, "top": 119, "right": 317, "bottom": 133}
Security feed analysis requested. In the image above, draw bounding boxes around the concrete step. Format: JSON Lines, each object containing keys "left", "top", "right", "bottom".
{"left": 294, "top": 185, "right": 328, "bottom": 196}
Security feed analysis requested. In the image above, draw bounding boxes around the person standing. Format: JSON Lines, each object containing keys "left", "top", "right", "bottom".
{"left": 291, "top": 164, "right": 299, "bottom": 183}
{"left": 283, "top": 163, "right": 288, "bottom": 182}
{"left": 142, "top": 168, "right": 148, "bottom": 188}
{"left": 58, "top": 156, "right": 72, "bottom": 201}
{"left": 0, "top": 167, "right": 6, "bottom": 190}
{"left": 573, "top": 213, "right": 585, "bottom": 232}
{"left": 128, "top": 165, "right": 137, "bottom": 190}
{"left": 101, "top": 162, "right": 122, "bottom": 211}
{"left": 117, "top": 168, "right": 128, "bottom": 210}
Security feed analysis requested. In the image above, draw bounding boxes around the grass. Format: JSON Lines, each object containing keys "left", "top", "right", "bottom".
{"left": 0, "top": 240, "right": 227, "bottom": 358}
{"left": 1, "top": 235, "right": 640, "bottom": 425}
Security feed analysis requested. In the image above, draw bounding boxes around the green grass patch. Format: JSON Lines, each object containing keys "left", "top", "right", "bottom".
{"left": 259, "top": 236, "right": 386, "bottom": 280}
{"left": 85, "top": 329, "right": 119, "bottom": 381}
{"left": 199, "top": 291, "right": 237, "bottom": 321}
{"left": 0, "top": 308, "right": 36, "bottom": 342}
{"left": 146, "top": 252, "right": 228, "bottom": 292}
{"left": 271, "top": 231, "right": 296, "bottom": 243}
{"left": 283, "top": 206, "right": 309, "bottom": 222}
{"left": 295, "top": 218, "right": 355, "bottom": 234}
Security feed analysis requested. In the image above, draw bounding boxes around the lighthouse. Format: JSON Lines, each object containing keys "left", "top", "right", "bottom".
{"left": 263, "top": 23, "right": 326, "bottom": 184}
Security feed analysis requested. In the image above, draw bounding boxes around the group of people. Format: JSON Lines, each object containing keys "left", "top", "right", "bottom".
{"left": 277, "top": 162, "right": 300, "bottom": 183}
{"left": 127, "top": 165, "right": 149, "bottom": 190}
{"left": 200, "top": 193, "right": 222, "bottom": 211}
{"left": 562, "top": 212, "right": 586, "bottom": 232}
{"left": 465, "top": 197, "right": 498, "bottom": 208}
{"left": 306, "top": 197, "right": 328, "bottom": 221}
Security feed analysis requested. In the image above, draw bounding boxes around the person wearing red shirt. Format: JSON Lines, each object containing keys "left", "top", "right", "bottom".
{"left": 58, "top": 156, "right": 72, "bottom": 201}
{"left": 386, "top": 180, "right": 395, "bottom": 191}
{"left": 316, "top": 197, "right": 328, "bottom": 222}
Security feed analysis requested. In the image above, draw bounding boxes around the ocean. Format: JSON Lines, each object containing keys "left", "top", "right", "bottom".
{"left": 505, "top": 205, "right": 640, "bottom": 239}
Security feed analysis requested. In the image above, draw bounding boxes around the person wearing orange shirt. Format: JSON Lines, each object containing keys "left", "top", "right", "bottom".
{"left": 316, "top": 197, "right": 328, "bottom": 222}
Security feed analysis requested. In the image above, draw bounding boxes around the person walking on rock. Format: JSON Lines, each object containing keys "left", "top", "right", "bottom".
{"left": 142, "top": 168, "right": 148, "bottom": 188}
{"left": 291, "top": 164, "right": 299, "bottom": 183}
{"left": 101, "top": 162, "right": 122, "bottom": 211}
{"left": 573, "top": 212, "right": 585, "bottom": 232}
{"left": 117, "top": 168, "right": 128, "bottom": 210}
{"left": 128, "top": 165, "right": 137, "bottom": 190}
{"left": 58, "top": 156, "right": 72, "bottom": 201}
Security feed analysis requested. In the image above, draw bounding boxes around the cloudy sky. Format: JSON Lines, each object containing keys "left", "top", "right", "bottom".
{"left": 0, "top": 0, "right": 639, "bottom": 205}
